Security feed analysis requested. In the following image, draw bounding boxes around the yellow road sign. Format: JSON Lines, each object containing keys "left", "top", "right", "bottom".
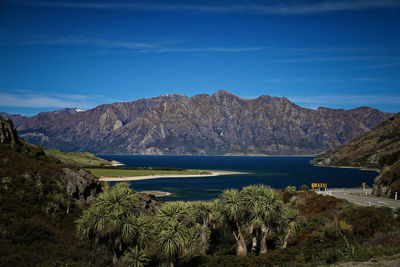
{"left": 311, "top": 183, "right": 327, "bottom": 188}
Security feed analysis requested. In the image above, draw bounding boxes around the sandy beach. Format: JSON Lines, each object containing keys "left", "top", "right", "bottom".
{"left": 140, "top": 190, "right": 172, "bottom": 197}
{"left": 98, "top": 171, "right": 248, "bottom": 181}
{"left": 109, "top": 160, "right": 125, "bottom": 167}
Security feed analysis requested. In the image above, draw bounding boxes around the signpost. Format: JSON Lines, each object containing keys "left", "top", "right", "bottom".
{"left": 311, "top": 183, "right": 328, "bottom": 191}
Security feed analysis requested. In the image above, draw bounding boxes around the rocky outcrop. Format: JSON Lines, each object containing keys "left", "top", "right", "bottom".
{"left": 9, "top": 90, "right": 393, "bottom": 155}
{"left": 137, "top": 192, "right": 160, "bottom": 215}
{"left": 314, "top": 113, "right": 400, "bottom": 198}
{"left": 1, "top": 116, "right": 102, "bottom": 204}
{"left": 373, "top": 160, "right": 400, "bottom": 198}
{"left": 60, "top": 168, "right": 102, "bottom": 203}
{"left": 0, "top": 117, "right": 19, "bottom": 145}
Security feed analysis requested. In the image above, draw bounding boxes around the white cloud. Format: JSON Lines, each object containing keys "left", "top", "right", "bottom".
{"left": 357, "top": 62, "right": 400, "bottom": 69}
{"left": 1, "top": 35, "right": 265, "bottom": 54}
{"left": 264, "top": 78, "right": 282, "bottom": 83}
{"left": 2, "top": 36, "right": 154, "bottom": 49}
{"left": 0, "top": 90, "right": 119, "bottom": 109}
{"left": 288, "top": 94, "right": 400, "bottom": 107}
{"left": 11, "top": 0, "right": 400, "bottom": 15}
{"left": 274, "top": 56, "right": 384, "bottom": 63}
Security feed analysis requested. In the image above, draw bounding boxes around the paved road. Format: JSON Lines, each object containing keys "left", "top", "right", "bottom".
{"left": 316, "top": 188, "right": 400, "bottom": 210}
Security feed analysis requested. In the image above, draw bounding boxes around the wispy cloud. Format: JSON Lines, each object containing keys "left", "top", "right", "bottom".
{"left": 1, "top": 35, "right": 381, "bottom": 57}
{"left": 357, "top": 62, "right": 400, "bottom": 69}
{"left": 264, "top": 78, "right": 282, "bottom": 83}
{"left": 1, "top": 36, "right": 154, "bottom": 49}
{"left": 150, "top": 46, "right": 263, "bottom": 53}
{"left": 1, "top": 35, "right": 264, "bottom": 54}
{"left": 0, "top": 89, "right": 119, "bottom": 109}
{"left": 328, "top": 78, "right": 386, "bottom": 82}
{"left": 264, "top": 77, "right": 387, "bottom": 84}
{"left": 274, "top": 56, "right": 386, "bottom": 63}
{"left": 11, "top": 0, "right": 400, "bottom": 15}
{"left": 288, "top": 94, "right": 400, "bottom": 108}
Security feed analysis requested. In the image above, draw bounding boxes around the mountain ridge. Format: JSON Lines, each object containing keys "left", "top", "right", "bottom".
{"left": 1, "top": 90, "right": 394, "bottom": 155}
{"left": 313, "top": 113, "right": 400, "bottom": 198}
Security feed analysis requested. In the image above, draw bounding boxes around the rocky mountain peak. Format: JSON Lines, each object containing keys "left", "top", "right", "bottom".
{"left": 5, "top": 91, "right": 394, "bottom": 155}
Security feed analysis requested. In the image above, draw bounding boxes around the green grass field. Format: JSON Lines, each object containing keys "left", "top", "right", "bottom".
{"left": 45, "top": 149, "right": 111, "bottom": 167}
{"left": 86, "top": 168, "right": 210, "bottom": 177}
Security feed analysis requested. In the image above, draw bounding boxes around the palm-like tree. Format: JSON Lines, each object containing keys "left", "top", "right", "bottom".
{"left": 280, "top": 207, "right": 300, "bottom": 249}
{"left": 218, "top": 188, "right": 247, "bottom": 256}
{"left": 76, "top": 182, "right": 147, "bottom": 265}
{"left": 122, "top": 246, "right": 150, "bottom": 267}
{"left": 158, "top": 221, "right": 186, "bottom": 267}
{"left": 241, "top": 185, "right": 282, "bottom": 254}
{"left": 156, "top": 201, "right": 187, "bottom": 225}
{"left": 187, "top": 201, "right": 215, "bottom": 255}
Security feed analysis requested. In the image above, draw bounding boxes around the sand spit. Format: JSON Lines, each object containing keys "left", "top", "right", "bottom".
{"left": 99, "top": 171, "right": 248, "bottom": 182}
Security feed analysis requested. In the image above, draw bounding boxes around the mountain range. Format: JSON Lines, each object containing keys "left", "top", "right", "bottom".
{"left": 0, "top": 90, "right": 393, "bottom": 155}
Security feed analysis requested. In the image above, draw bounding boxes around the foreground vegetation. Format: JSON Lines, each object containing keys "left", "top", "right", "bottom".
{"left": 77, "top": 183, "right": 400, "bottom": 267}
{"left": 87, "top": 168, "right": 211, "bottom": 177}
{"left": 1, "top": 117, "right": 400, "bottom": 266}
{"left": 0, "top": 143, "right": 112, "bottom": 266}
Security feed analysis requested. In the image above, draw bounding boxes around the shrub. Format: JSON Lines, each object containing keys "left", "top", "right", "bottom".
{"left": 300, "top": 184, "right": 309, "bottom": 191}
{"left": 340, "top": 207, "right": 399, "bottom": 240}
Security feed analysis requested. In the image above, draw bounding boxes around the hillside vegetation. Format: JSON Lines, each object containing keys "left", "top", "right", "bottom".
{"left": 0, "top": 117, "right": 112, "bottom": 265}
{"left": 314, "top": 113, "right": 400, "bottom": 198}
{"left": 76, "top": 183, "right": 400, "bottom": 267}
{"left": 45, "top": 149, "right": 112, "bottom": 167}
{"left": 2, "top": 117, "right": 400, "bottom": 266}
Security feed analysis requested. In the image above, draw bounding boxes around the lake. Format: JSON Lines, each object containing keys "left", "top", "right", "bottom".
{"left": 96, "top": 155, "right": 378, "bottom": 201}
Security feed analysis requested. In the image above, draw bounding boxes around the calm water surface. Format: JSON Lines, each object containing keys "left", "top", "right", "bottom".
{"left": 96, "top": 155, "right": 378, "bottom": 201}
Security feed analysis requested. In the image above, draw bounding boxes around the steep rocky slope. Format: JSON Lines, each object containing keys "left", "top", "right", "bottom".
{"left": 1, "top": 116, "right": 103, "bottom": 203}
{"left": 314, "top": 113, "right": 400, "bottom": 198}
{"left": 0, "top": 117, "right": 164, "bottom": 265}
{"left": 0, "top": 117, "right": 112, "bottom": 265}
{"left": 7, "top": 90, "right": 392, "bottom": 155}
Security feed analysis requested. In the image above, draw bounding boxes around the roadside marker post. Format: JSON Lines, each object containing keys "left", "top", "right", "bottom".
{"left": 395, "top": 192, "right": 398, "bottom": 201}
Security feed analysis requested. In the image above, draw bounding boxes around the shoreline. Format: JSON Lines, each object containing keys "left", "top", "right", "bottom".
{"left": 311, "top": 162, "right": 379, "bottom": 172}
{"left": 140, "top": 190, "right": 172, "bottom": 197}
{"left": 99, "top": 171, "right": 249, "bottom": 181}
{"left": 97, "top": 153, "right": 317, "bottom": 157}
{"left": 109, "top": 160, "right": 125, "bottom": 167}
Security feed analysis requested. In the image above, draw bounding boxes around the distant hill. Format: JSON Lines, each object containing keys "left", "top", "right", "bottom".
{"left": 314, "top": 113, "right": 400, "bottom": 198}
{"left": 2, "top": 90, "right": 393, "bottom": 155}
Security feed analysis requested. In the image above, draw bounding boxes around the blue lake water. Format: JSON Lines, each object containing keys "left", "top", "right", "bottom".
{"left": 96, "top": 155, "right": 378, "bottom": 201}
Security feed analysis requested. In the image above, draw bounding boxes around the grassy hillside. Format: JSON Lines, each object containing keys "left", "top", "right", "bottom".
{"left": 0, "top": 117, "right": 112, "bottom": 266}
{"left": 45, "top": 149, "right": 112, "bottom": 167}
{"left": 314, "top": 113, "right": 400, "bottom": 198}
{"left": 0, "top": 143, "right": 112, "bottom": 266}
{"left": 314, "top": 113, "right": 400, "bottom": 169}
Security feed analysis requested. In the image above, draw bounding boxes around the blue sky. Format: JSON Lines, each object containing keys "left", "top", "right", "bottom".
{"left": 1, "top": 0, "right": 400, "bottom": 116}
